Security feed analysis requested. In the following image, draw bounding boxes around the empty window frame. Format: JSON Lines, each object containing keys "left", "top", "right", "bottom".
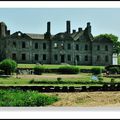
{"left": 76, "top": 44, "right": 79, "bottom": 50}
{"left": 43, "top": 54, "right": 46, "bottom": 60}
{"left": 35, "top": 43, "right": 38, "bottom": 49}
{"left": 85, "top": 44, "right": 88, "bottom": 50}
{"left": 76, "top": 55, "right": 79, "bottom": 62}
{"left": 105, "top": 55, "right": 109, "bottom": 62}
{"left": 22, "top": 53, "right": 26, "bottom": 60}
{"left": 35, "top": 54, "right": 39, "bottom": 61}
{"left": 61, "top": 43, "right": 64, "bottom": 49}
{"left": 85, "top": 55, "right": 88, "bottom": 61}
{"left": 105, "top": 45, "right": 108, "bottom": 51}
{"left": 12, "top": 53, "right": 16, "bottom": 60}
{"left": 96, "top": 55, "right": 100, "bottom": 61}
{"left": 67, "top": 55, "right": 71, "bottom": 61}
{"left": 13, "top": 41, "right": 16, "bottom": 47}
{"left": 22, "top": 41, "right": 26, "bottom": 48}
{"left": 97, "top": 45, "right": 100, "bottom": 50}
{"left": 54, "top": 43, "right": 58, "bottom": 48}
{"left": 54, "top": 54, "right": 58, "bottom": 61}
{"left": 67, "top": 43, "right": 71, "bottom": 50}
{"left": 43, "top": 43, "right": 46, "bottom": 50}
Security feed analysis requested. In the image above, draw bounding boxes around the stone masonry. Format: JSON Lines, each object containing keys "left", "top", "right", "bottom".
{"left": 0, "top": 21, "right": 113, "bottom": 66}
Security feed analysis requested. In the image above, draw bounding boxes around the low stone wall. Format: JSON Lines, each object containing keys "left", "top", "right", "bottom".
{"left": 0, "top": 83, "right": 120, "bottom": 92}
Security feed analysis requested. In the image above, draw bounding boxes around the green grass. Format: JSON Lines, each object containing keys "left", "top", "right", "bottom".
{"left": 18, "top": 64, "right": 104, "bottom": 70}
{"left": 0, "top": 89, "right": 58, "bottom": 106}
{"left": 0, "top": 73, "right": 120, "bottom": 87}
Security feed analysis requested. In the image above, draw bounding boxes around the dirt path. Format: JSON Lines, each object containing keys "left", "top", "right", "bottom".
{"left": 44, "top": 92, "right": 120, "bottom": 107}
{"left": 17, "top": 73, "right": 89, "bottom": 79}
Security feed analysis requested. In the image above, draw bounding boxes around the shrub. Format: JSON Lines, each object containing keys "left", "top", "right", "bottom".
{"left": 98, "top": 77, "right": 103, "bottom": 83}
{"left": 0, "top": 90, "right": 58, "bottom": 106}
{"left": 58, "top": 65, "right": 79, "bottom": 74}
{"left": 57, "top": 77, "right": 62, "bottom": 83}
{"left": 91, "top": 67, "right": 102, "bottom": 75}
{"left": 0, "top": 59, "right": 17, "bottom": 75}
{"left": 111, "top": 78, "right": 115, "bottom": 83}
{"left": 29, "top": 79, "right": 41, "bottom": 84}
{"left": 34, "top": 65, "right": 45, "bottom": 75}
{"left": 108, "top": 67, "right": 119, "bottom": 74}
{"left": 29, "top": 79, "right": 35, "bottom": 84}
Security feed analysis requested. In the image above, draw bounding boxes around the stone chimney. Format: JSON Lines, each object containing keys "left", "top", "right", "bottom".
{"left": 44, "top": 21, "right": 51, "bottom": 40}
{"left": 66, "top": 20, "right": 71, "bottom": 34}
{"left": 86, "top": 22, "right": 91, "bottom": 33}
{"left": 7, "top": 30, "right": 10, "bottom": 36}
{"left": 73, "top": 29, "right": 76, "bottom": 33}
{"left": 0, "top": 22, "right": 7, "bottom": 38}
{"left": 47, "top": 21, "right": 51, "bottom": 34}
{"left": 78, "top": 28, "right": 82, "bottom": 32}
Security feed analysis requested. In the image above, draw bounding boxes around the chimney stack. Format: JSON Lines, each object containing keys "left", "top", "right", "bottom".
{"left": 87, "top": 22, "right": 90, "bottom": 27}
{"left": 66, "top": 20, "right": 71, "bottom": 34}
{"left": 7, "top": 30, "right": 10, "bottom": 36}
{"left": 86, "top": 22, "right": 91, "bottom": 33}
{"left": 47, "top": 21, "right": 51, "bottom": 33}
{"left": 73, "top": 29, "right": 76, "bottom": 33}
{"left": 0, "top": 22, "right": 7, "bottom": 38}
{"left": 78, "top": 28, "right": 82, "bottom": 32}
{"left": 44, "top": 21, "right": 51, "bottom": 40}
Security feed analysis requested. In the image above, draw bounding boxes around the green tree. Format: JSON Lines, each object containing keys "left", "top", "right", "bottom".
{"left": 95, "top": 34, "right": 120, "bottom": 54}
{"left": 0, "top": 59, "right": 17, "bottom": 75}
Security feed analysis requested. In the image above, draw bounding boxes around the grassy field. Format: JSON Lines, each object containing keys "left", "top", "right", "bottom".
{"left": 0, "top": 73, "right": 120, "bottom": 86}
{"left": 18, "top": 64, "right": 104, "bottom": 69}
{"left": 46, "top": 92, "right": 120, "bottom": 107}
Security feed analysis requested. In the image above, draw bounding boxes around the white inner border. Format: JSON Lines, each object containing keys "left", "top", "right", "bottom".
{"left": 0, "top": 1, "right": 120, "bottom": 119}
{"left": 0, "top": 1, "right": 120, "bottom": 8}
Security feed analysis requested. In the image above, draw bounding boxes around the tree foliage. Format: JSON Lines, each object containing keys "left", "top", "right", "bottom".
{"left": 95, "top": 34, "right": 120, "bottom": 54}
{"left": 0, "top": 59, "right": 17, "bottom": 75}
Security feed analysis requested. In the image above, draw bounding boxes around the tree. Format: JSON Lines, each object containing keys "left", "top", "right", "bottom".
{"left": 94, "top": 34, "right": 120, "bottom": 54}
{"left": 0, "top": 59, "right": 17, "bottom": 75}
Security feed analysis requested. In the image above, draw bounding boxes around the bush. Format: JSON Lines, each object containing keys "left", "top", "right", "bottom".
{"left": 58, "top": 65, "right": 79, "bottom": 74}
{"left": 108, "top": 67, "right": 119, "bottom": 74}
{"left": 0, "top": 59, "right": 17, "bottom": 75}
{"left": 0, "top": 90, "right": 58, "bottom": 106}
{"left": 98, "top": 77, "right": 103, "bottom": 83}
{"left": 91, "top": 67, "right": 102, "bottom": 75}
{"left": 57, "top": 77, "right": 62, "bottom": 83}
{"left": 111, "top": 78, "right": 115, "bottom": 83}
{"left": 34, "top": 65, "right": 45, "bottom": 75}
{"left": 29, "top": 79, "right": 35, "bottom": 84}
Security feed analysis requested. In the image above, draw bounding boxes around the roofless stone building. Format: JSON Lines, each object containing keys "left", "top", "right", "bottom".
{"left": 0, "top": 21, "right": 113, "bottom": 66}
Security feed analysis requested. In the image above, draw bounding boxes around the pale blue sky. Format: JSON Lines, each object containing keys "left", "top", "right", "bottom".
{"left": 0, "top": 8, "right": 120, "bottom": 39}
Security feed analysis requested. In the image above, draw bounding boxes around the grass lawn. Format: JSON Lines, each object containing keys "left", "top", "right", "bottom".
{"left": 0, "top": 73, "right": 120, "bottom": 86}
{"left": 18, "top": 64, "right": 104, "bottom": 69}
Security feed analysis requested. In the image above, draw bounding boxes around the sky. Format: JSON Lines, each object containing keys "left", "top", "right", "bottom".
{"left": 0, "top": 8, "right": 120, "bottom": 39}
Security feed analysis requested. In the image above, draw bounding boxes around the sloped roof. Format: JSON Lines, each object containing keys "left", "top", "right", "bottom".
{"left": 52, "top": 32, "right": 73, "bottom": 41}
{"left": 26, "top": 33, "right": 44, "bottom": 40}
{"left": 71, "top": 31, "right": 84, "bottom": 41}
{"left": 10, "top": 31, "right": 31, "bottom": 39}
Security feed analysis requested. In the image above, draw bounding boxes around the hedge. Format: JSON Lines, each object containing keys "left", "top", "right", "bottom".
{"left": 58, "top": 65, "right": 80, "bottom": 74}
